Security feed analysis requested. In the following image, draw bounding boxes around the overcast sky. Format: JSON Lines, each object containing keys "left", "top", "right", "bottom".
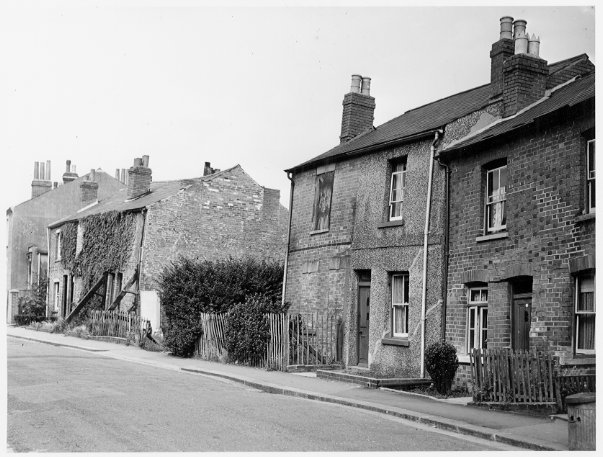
{"left": 0, "top": 2, "right": 595, "bottom": 237}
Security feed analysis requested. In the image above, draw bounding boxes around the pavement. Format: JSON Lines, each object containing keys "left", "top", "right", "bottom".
{"left": 7, "top": 326, "right": 570, "bottom": 451}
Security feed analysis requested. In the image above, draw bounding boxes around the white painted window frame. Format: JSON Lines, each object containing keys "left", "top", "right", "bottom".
{"left": 485, "top": 165, "right": 507, "bottom": 233}
{"left": 389, "top": 162, "right": 406, "bottom": 221}
{"left": 53, "top": 281, "right": 60, "bottom": 312}
{"left": 467, "top": 287, "right": 488, "bottom": 352}
{"left": 391, "top": 273, "right": 409, "bottom": 337}
{"left": 55, "top": 230, "right": 62, "bottom": 261}
{"left": 575, "top": 273, "right": 595, "bottom": 354}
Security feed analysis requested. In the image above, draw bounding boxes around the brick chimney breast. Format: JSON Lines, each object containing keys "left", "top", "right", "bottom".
{"left": 31, "top": 160, "right": 53, "bottom": 198}
{"left": 340, "top": 74, "right": 376, "bottom": 144}
{"left": 127, "top": 157, "right": 152, "bottom": 199}
{"left": 502, "top": 53, "right": 548, "bottom": 117}
{"left": 80, "top": 169, "right": 99, "bottom": 206}
{"left": 62, "top": 159, "right": 79, "bottom": 184}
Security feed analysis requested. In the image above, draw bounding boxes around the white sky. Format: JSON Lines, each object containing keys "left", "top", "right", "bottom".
{"left": 0, "top": 1, "right": 596, "bottom": 292}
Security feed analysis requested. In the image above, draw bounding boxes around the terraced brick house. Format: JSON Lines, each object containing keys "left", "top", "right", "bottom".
{"left": 437, "top": 18, "right": 595, "bottom": 383}
{"left": 47, "top": 156, "right": 288, "bottom": 332}
{"left": 282, "top": 16, "right": 594, "bottom": 379}
{"left": 6, "top": 160, "right": 125, "bottom": 323}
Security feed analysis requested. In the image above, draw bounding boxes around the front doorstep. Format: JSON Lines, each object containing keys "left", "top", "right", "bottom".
{"left": 316, "top": 369, "right": 431, "bottom": 389}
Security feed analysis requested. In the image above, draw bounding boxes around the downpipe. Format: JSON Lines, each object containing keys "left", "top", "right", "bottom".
{"left": 420, "top": 129, "right": 443, "bottom": 378}
{"left": 281, "top": 172, "right": 294, "bottom": 307}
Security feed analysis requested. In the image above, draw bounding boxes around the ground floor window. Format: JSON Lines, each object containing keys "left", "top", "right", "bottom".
{"left": 53, "top": 281, "right": 60, "bottom": 312}
{"left": 391, "top": 273, "right": 409, "bottom": 337}
{"left": 575, "top": 272, "right": 595, "bottom": 354}
{"left": 467, "top": 286, "right": 488, "bottom": 352}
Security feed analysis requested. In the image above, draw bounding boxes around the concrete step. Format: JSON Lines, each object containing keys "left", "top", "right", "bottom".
{"left": 316, "top": 369, "right": 431, "bottom": 389}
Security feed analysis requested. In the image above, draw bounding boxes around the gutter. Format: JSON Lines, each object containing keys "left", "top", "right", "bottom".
{"left": 420, "top": 129, "right": 443, "bottom": 378}
{"left": 281, "top": 172, "right": 294, "bottom": 307}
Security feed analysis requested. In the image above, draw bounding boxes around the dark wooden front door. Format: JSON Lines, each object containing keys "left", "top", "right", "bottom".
{"left": 357, "top": 286, "right": 370, "bottom": 366}
{"left": 513, "top": 297, "right": 532, "bottom": 350}
{"left": 61, "top": 275, "right": 68, "bottom": 317}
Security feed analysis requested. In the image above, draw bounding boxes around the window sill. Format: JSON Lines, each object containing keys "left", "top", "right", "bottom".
{"left": 310, "top": 229, "right": 329, "bottom": 236}
{"left": 458, "top": 354, "right": 471, "bottom": 364}
{"left": 381, "top": 337, "right": 409, "bottom": 347}
{"left": 575, "top": 212, "right": 595, "bottom": 223}
{"left": 476, "top": 232, "right": 508, "bottom": 243}
{"left": 377, "top": 220, "right": 405, "bottom": 229}
{"left": 560, "top": 355, "right": 596, "bottom": 366}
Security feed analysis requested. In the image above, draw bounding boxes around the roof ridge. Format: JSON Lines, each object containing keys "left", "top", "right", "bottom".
{"left": 401, "top": 83, "right": 491, "bottom": 116}
{"left": 548, "top": 54, "right": 590, "bottom": 76}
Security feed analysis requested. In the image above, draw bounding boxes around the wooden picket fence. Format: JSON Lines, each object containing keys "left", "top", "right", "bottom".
{"left": 555, "top": 373, "right": 596, "bottom": 412}
{"left": 470, "top": 348, "right": 556, "bottom": 403}
{"left": 89, "top": 309, "right": 150, "bottom": 340}
{"left": 195, "top": 311, "right": 342, "bottom": 370}
{"left": 196, "top": 312, "right": 228, "bottom": 361}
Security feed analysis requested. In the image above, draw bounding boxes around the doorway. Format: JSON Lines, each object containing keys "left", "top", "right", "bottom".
{"left": 511, "top": 276, "right": 533, "bottom": 350}
{"left": 357, "top": 270, "right": 371, "bottom": 366}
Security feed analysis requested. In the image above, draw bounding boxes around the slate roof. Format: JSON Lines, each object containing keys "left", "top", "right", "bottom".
{"left": 441, "top": 71, "right": 595, "bottom": 154}
{"left": 286, "top": 55, "right": 593, "bottom": 173}
{"left": 49, "top": 165, "right": 240, "bottom": 228}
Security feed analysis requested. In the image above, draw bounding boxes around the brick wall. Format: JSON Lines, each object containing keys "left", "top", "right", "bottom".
{"left": 503, "top": 54, "right": 548, "bottom": 117}
{"left": 340, "top": 92, "right": 375, "bottom": 143}
{"left": 444, "top": 106, "right": 595, "bottom": 379}
{"left": 140, "top": 165, "right": 288, "bottom": 291}
{"left": 286, "top": 136, "right": 447, "bottom": 377}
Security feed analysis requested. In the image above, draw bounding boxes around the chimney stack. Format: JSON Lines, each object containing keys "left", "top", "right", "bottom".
{"left": 490, "top": 16, "right": 515, "bottom": 99}
{"left": 127, "top": 156, "right": 152, "bottom": 199}
{"left": 340, "top": 74, "right": 375, "bottom": 144}
{"left": 80, "top": 169, "right": 99, "bottom": 206}
{"left": 62, "top": 159, "right": 79, "bottom": 184}
{"left": 502, "top": 18, "right": 548, "bottom": 117}
{"left": 203, "top": 161, "right": 219, "bottom": 176}
{"left": 31, "top": 160, "right": 52, "bottom": 198}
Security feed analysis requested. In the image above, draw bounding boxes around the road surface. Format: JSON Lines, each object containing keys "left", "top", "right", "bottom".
{"left": 7, "top": 337, "right": 516, "bottom": 452}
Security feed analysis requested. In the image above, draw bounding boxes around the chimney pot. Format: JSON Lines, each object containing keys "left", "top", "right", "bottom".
{"left": 499, "top": 16, "right": 514, "bottom": 40}
{"left": 513, "top": 19, "right": 527, "bottom": 39}
{"left": 89, "top": 169, "right": 96, "bottom": 181}
{"left": 528, "top": 34, "right": 540, "bottom": 57}
{"left": 34, "top": 162, "right": 40, "bottom": 180}
{"left": 361, "top": 77, "right": 371, "bottom": 96}
{"left": 350, "top": 75, "right": 362, "bottom": 93}
{"left": 514, "top": 31, "right": 529, "bottom": 54}
{"left": 133, "top": 157, "right": 143, "bottom": 167}
{"left": 39, "top": 162, "right": 45, "bottom": 181}
{"left": 46, "top": 160, "right": 51, "bottom": 180}
{"left": 115, "top": 168, "right": 120, "bottom": 180}
{"left": 142, "top": 155, "right": 149, "bottom": 167}
{"left": 66, "top": 160, "right": 71, "bottom": 173}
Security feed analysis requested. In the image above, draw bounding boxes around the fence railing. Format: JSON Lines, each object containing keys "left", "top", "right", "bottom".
{"left": 470, "top": 348, "right": 556, "bottom": 404}
{"left": 195, "top": 311, "right": 343, "bottom": 371}
{"left": 89, "top": 309, "right": 150, "bottom": 341}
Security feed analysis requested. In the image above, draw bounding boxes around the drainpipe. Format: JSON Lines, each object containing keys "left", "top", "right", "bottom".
{"left": 281, "top": 172, "right": 294, "bottom": 307}
{"left": 435, "top": 151, "right": 450, "bottom": 342}
{"left": 420, "top": 129, "right": 444, "bottom": 378}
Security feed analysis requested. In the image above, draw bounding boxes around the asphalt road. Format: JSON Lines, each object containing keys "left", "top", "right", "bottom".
{"left": 7, "top": 337, "right": 515, "bottom": 452}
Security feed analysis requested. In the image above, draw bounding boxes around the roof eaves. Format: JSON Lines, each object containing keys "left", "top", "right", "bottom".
{"left": 286, "top": 128, "right": 439, "bottom": 173}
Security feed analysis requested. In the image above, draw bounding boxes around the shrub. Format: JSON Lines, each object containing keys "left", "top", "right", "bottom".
{"left": 424, "top": 340, "right": 459, "bottom": 395}
{"left": 158, "top": 256, "right": 284, "bottom": 357}
{"left": 224, "top": 294, "right": 289, "bottom": 364}
{"left": 15, "top": 277, "right": 48, "bottom": 326}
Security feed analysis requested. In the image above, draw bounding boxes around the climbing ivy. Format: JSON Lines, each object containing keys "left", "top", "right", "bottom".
{"left": 60, "top": 221, "right": 78, "bottom": 270}
{"left": 72, "top": 211, "right": 137, "bottom": 290}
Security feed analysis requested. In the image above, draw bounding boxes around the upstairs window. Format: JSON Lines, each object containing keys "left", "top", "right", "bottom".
{"left": 587, "top": 139, "right": 595, "bottom": 213}
{"left": 55, "top": 231, "right": 62, "bottom": 261}
{"left": 485, "top": 164, "right": 507, "bottom": 233}
{"left": 311, "top": 171, "right": 334, "bottom": 232}
{"left": 467, "top": 286, "right": 488, "bottom": 352}
{"left": 389, "top": 162, "right": 406, "bottom": 221}
{"left": 575, "top": 272, "right": 595, "bottom": 354}
{"left": 391, "top": 273, "right": 409, "bottom": 337}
